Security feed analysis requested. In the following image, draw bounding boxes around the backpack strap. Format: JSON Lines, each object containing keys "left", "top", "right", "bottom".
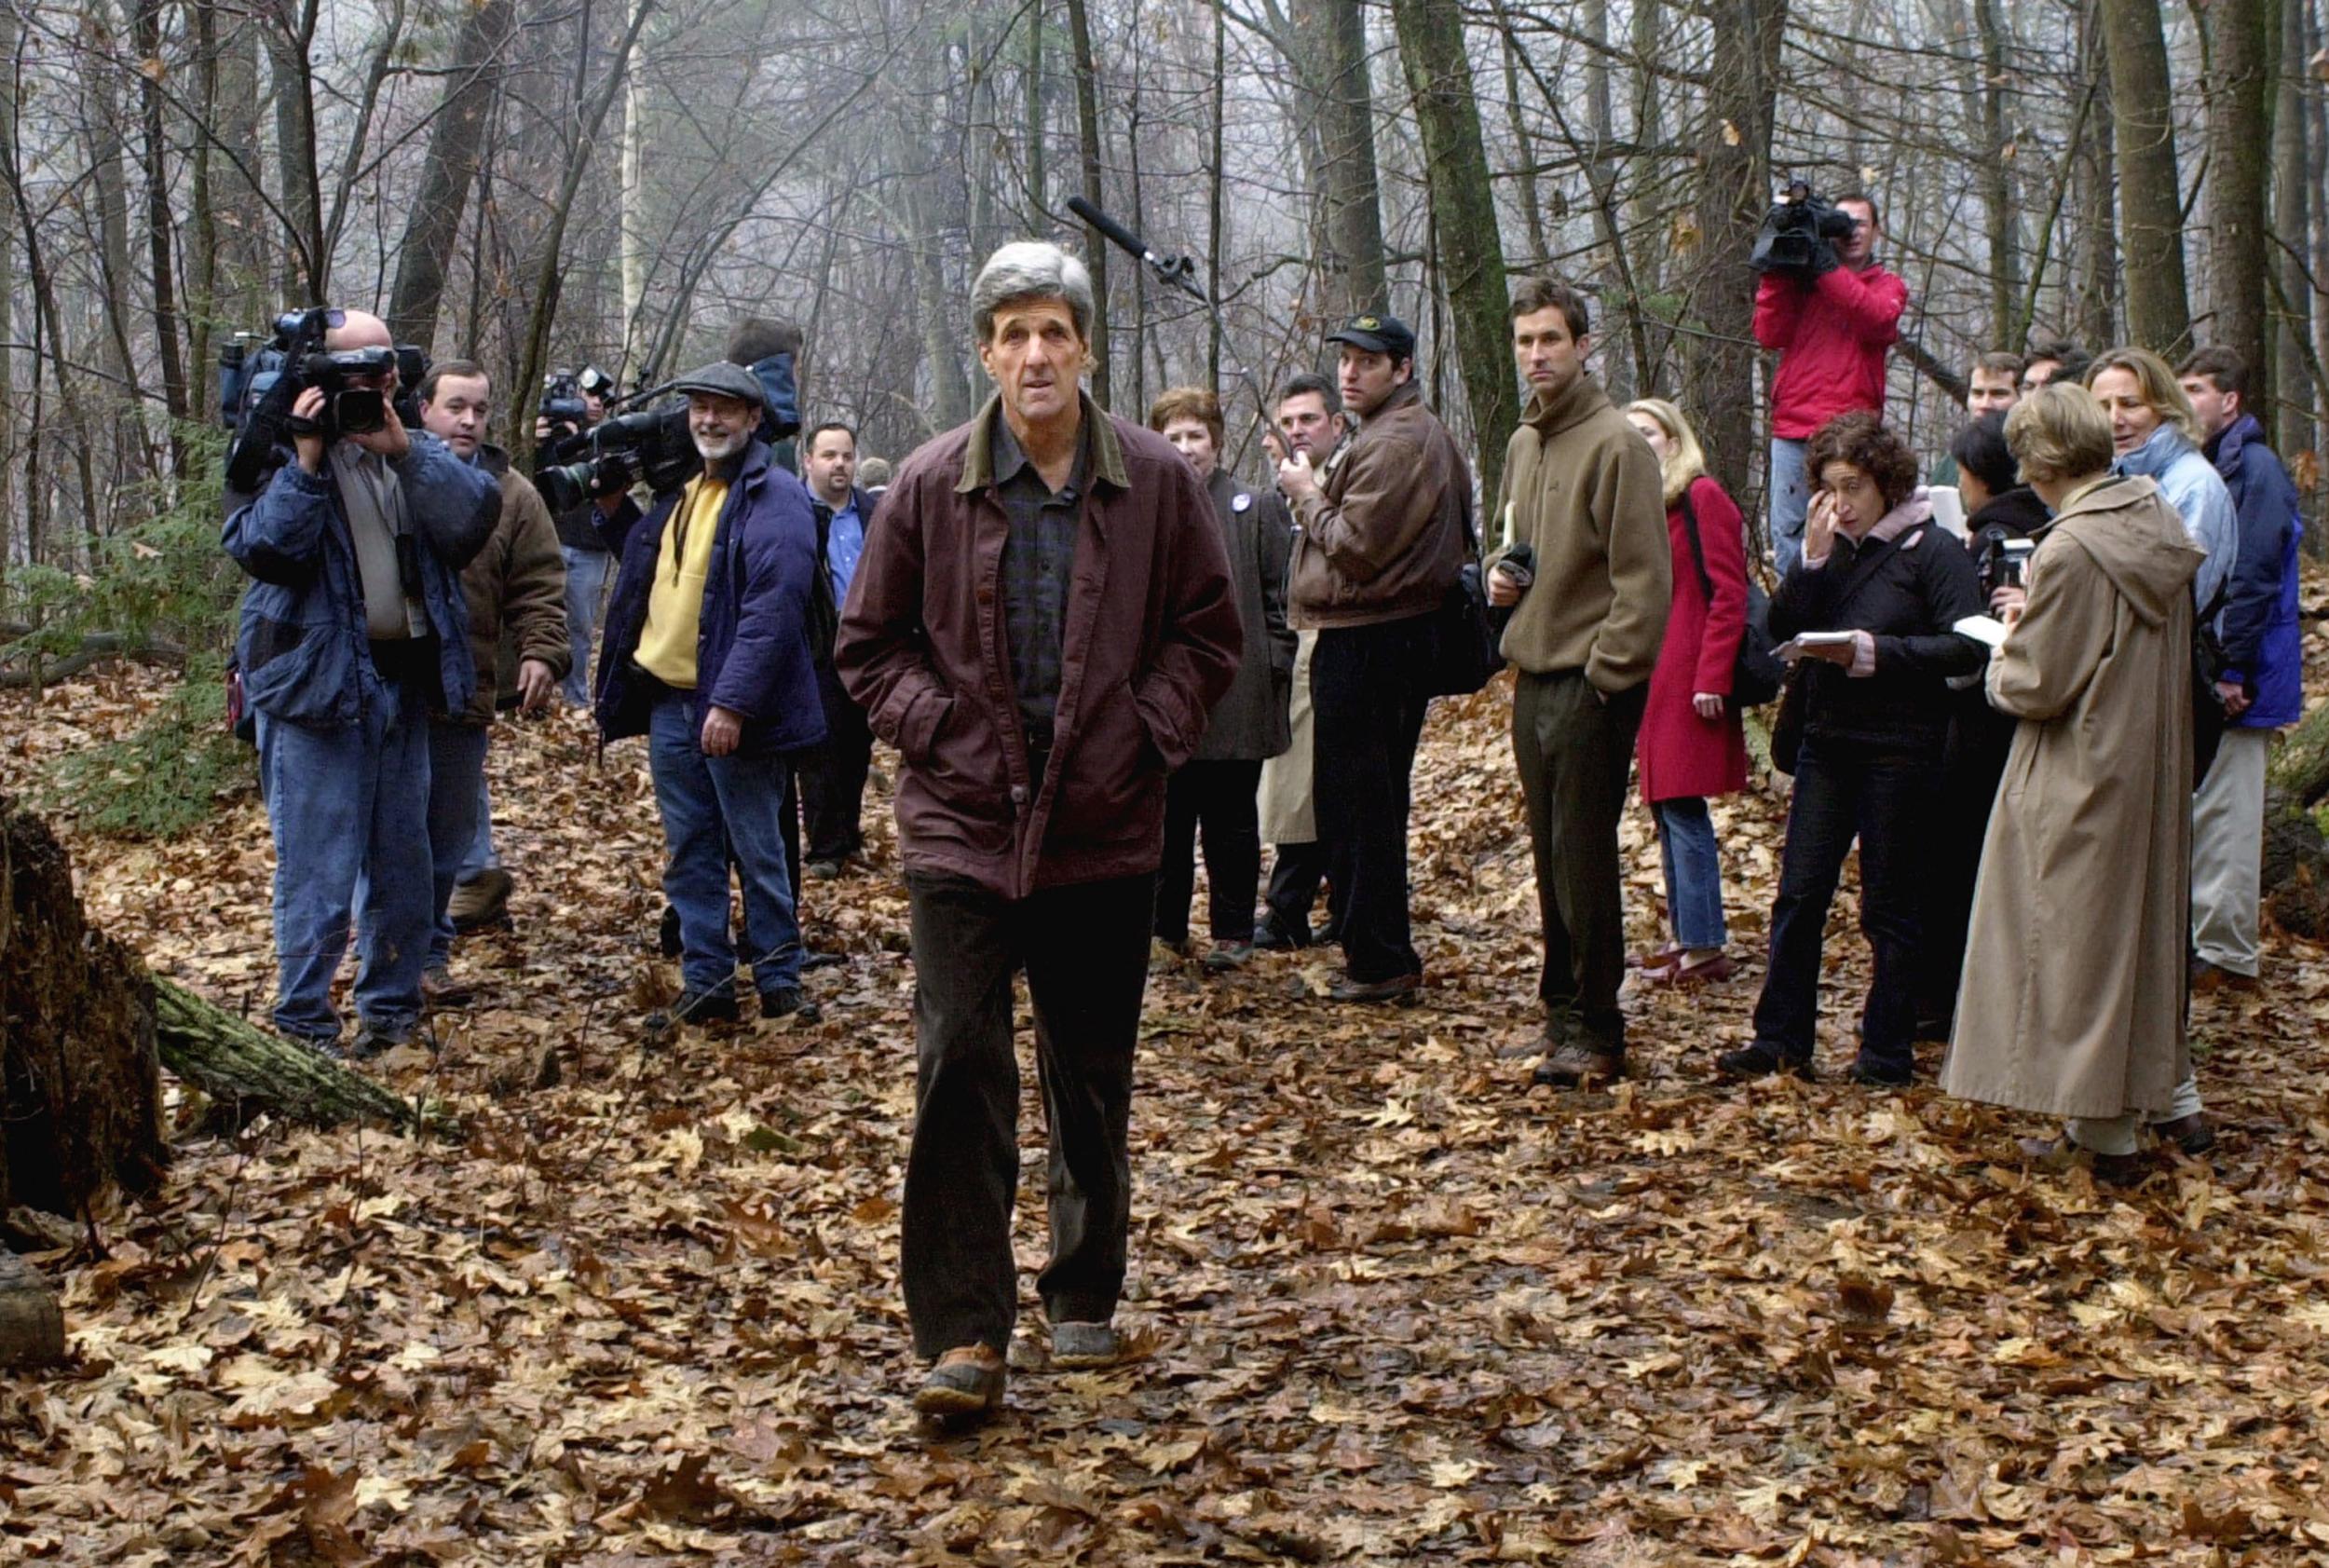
{"left": 1677, "top": 482, "right": 1714, "bottom": 602}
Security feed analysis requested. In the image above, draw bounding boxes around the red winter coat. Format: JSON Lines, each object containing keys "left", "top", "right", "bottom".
{"left": 1752, "top": 263, "right": 1907, "bottom": 440}
{"left": 1636, "top": 476, "right": 1749, "bottom": 802}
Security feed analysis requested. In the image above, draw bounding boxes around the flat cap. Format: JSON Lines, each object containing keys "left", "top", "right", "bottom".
{"left": 667, "top": 360, "right": 767, "bottom": 410}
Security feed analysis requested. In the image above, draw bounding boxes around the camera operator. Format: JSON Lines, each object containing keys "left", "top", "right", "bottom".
{"left": 414, "top": 361, "right": 570, "bottom": 989}
{"left": 535, "top": 368, "right": 626, "bottom": 706}
{"left": 593, "top": 363, "right": 829, "bottom": 1032}
{"left": 1752, "top": 190, "right": 1907, "bottom": 577}
{"left": 222, "top": 307, "right": 500, "bottom": 1058}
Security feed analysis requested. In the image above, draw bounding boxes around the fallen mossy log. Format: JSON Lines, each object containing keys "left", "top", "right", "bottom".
{"left": 152, "top": 978, "right": 424, "bottom": 1132}
{"left": 2264, "top": 701, "right": 2329, "bottom": 941}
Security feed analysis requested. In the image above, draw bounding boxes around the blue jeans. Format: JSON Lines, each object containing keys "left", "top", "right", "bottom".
{"left": 468, "top": 776, "right": 498, "bottom": 875}
{"left": 1768, "top": 435, "right": 1809, "bottom": 578}
{"left": 563, "top": 546, "right": 610, "bottom": 706}
{"left": 1652, "top": 797, "right": 1728, "bottom": 950}
{"left": 256, "top": 681, "right": 432, "bottom": 1042}
{"left": 648, "top": 690, "right": 802, "bottom": 997}
{"left": 426, "top": 722, "right": 490, "bottom": 965}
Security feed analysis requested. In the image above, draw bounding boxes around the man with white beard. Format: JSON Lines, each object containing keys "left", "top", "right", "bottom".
{"left": 592, "top": 362, "right": 831, "bottom": 1033}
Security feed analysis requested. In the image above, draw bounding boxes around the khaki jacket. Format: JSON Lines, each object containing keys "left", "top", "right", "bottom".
{"left": 1287, "top": 380, "right": 1468, "bottom": 629}
{"left": 1486, "top": 377, "right": 1671, "bottom": 692}
{"left": 452, "top": 450, "right": 570, "bottom": 725}
{"left": 1941, "top": 477, "right": 2202, "bottom": 1119}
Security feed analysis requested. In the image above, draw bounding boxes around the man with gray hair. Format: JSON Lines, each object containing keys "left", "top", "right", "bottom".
{"left": 838, "top": 240, "right": 1242, "bottom": 1423}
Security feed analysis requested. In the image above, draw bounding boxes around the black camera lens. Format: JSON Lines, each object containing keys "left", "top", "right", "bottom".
{"left": 334, "top": 388, "right": 388, "bottom": 436}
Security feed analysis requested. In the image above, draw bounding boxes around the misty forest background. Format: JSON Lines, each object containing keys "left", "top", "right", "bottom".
{"left": 0, "top": 0, "right": 2325, "bottom": 741}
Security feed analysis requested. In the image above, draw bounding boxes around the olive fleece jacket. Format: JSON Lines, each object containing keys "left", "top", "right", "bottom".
{"left": 1486, "top": 376, "right": 1671, "bottom": 693}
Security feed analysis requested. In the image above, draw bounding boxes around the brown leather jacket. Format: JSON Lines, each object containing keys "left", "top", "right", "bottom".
{"left": 1287, "top": 379, "right": 1470, "bottom": 629}
{"left": 449, "top": 449, "right": 570, "bottom": 725}
{"left": 836, "top": 394, "right": 1242, "bottom": 898}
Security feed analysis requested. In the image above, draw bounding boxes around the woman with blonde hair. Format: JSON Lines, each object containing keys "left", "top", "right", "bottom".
{"left": 2086, "top": 347, "right": 2236, "bottom": 621}
{"left": 1623, "top": 398, "right": 1749, "bottom": 984}
{"left": 1941, "top": 385, "right": 2203, "bottom": 1181}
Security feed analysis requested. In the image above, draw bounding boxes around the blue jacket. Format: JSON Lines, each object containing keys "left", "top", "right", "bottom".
{"left": 2115, "top": 423, "right": 2238, "bottom": 616}
{"left": 222, "top": 434, "right": 499, "bottom": 727}
{"left": 593, "top": 439, "right": 828, "bottom": 757}
{"left": 2206, "top": 413, "right": 2306, "bottom": 729}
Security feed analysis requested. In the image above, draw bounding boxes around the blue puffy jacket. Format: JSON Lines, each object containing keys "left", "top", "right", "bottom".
{"left": 222, "top": 434, "right": 499, "bottom": 727}
{"left": 2115, "top": 422, "right": 2238, "bottom": 616}
{"left": 2206, "top": 414, "right": 2306, "bottom": 729}
{"left": 593, "top": 439, "right": 829, "bottom": 757}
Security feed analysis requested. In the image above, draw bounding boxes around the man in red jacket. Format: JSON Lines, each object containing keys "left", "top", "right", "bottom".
{"left": 1753, "top": 193, "right": 1906, "bottom": 577}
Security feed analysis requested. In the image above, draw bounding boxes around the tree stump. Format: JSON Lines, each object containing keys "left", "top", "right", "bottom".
{"left": 2264, "top": 702, "right": 2329, "bottom": 940}
{"left": 0, "top": 795, "right": 169, "bottom": 1220}
{"left": 0, "top": 1248, "right": 65, "bottom": 1367}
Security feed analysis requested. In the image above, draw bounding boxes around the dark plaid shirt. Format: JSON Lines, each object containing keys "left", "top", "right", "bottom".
{"left": 990, "top": 410, "right": 1090, "bottom": 750}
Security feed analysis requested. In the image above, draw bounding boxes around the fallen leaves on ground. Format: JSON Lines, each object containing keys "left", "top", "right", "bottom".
{"left": 4, "top": 621, "right": 2329, "bottom": 1565}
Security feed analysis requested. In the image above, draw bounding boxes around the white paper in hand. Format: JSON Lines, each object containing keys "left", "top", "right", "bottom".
{"left": 1952, "top": 614, "right": 2009, "bottom": 648}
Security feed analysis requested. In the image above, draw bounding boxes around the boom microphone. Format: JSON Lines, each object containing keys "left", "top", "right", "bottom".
{"left": 1068, "top": 197, "right": 1203, "bottom": 299}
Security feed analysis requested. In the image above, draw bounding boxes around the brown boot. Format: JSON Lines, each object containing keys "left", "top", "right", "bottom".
{"left": 448, "top": 867, "right": 513, "bottom": 932}
{"left": 914, "top": 1344, "right": 1005, "bottom": 1421}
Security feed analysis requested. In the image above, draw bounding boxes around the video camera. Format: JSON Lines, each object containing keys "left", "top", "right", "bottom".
{"left": 218, "top": 307, "right": 431, "bottom": 494}
{"left": 537, "top": 400, "right": 700, "bottom": 513}
{"left": 1750, "top": 182, "right": 1859, "bottom": 279}
{"left": 1972, "top": 526, "right": 2036, "bottom": 598}
{"left": 538, "top": 365, "right": 617, "bottom": 431}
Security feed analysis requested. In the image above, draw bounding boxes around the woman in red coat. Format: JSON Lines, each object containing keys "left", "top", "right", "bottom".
{"left": 1625, "top": 399, "right": 1750, "bottom": 984}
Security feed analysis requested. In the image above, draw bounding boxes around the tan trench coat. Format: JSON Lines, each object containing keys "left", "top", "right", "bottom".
{"left": 1258, "top": 628, "right": 1317, "bottom": 842}
{"left": 1940, "top": 476, "right": 2202, "bottom": 1120}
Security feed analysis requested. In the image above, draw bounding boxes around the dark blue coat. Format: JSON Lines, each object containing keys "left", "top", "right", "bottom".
{"left": 222, "top": 434, "right": 499, "bottom": 727}
{"left": 2206, "top": 414, "right": 2305, "bottom": 729}
{"left": 593, "top": 439, "right": 829, "bottom": 757}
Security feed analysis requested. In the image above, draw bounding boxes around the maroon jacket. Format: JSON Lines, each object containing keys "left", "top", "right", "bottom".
{"left": 836, "top": 394, "right": 1242, "bottom": 898}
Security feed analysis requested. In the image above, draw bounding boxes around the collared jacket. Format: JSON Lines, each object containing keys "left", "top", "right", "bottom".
{"left": 836, "top": 393, "right": 1242, "bottom": 899}
{"left": 1193, "top": 466, "right": 1295, "bottom": 761}
{"left": 223, "top": 433, "right": 499, "bottom": 727}
{"left": 593, "top": 439, "right": 827, "bottom": 757}
{"left": 2114, "top": 422, "right": 2237, "bottom": 615}
{"left": 1287, "top": 379, "right": 1469, "bottom": 630}
{"left": 2203, "top": 414, "right": 2305, "bottom": 729}
{"left": 444, "top": 447, "right": 571, "bottom": 726}
{"left": 1752, "top": 262, "right": 1907, "bottom": 440}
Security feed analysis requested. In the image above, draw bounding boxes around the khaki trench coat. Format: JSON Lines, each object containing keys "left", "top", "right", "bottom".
{"left": 1258, "top": 628, "right": 1317, "bottom": 842}
{"left": 1940, "top": 476, "right": 2202, "bottom": 1120}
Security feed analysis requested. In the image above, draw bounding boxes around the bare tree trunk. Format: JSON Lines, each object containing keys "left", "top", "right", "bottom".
{"left": 1496, "top": 21, "right": 1548, "bottom": 270}
{"left": 511, "top": 0, "right": 655, "bottom": 472}
{"left": 1683, "top": 0, "right": 1785, "bottom": 513}
{"left": 0, "top": 7, "right": 14, "bottom": 604}
{"left": 2268, "top": 0, "right": 2314, "bottom": 451}
{"left": 1207, "top": 0, "right": 1226, "bottom": 388}
{"left": 1065, "top": 0, "right": 1110, "bottom": 408}
{"left": 1024, "top": 0, "right": 1045, "bottom": 211}
{"left": 2204, "top": 0, "right": 2270, "bottom": 388}
{"left": 129, "top": 0, "right": 187, "bottom": 457}
{"left": 618, "top": 0, "right": 648, "bottom": 375}
{"left": 2097, "top": 0, "right": 2191, "bottom": 351}
{"left": 1291, "top": 0, "right": 1387, "bottom": 320}
{"left": 1972, "top": 0, "right": 2020, "bottom": 346}
{"left": 265, "top": 0, "right": 326, "bottom": 299}
{"left": 1388, "top": 0, "right": 1513, "bottom": 500}
{"left": 387, "top": 0, "right": 514, "bottom": 351}
{"left": 2073, "top": 0, "right": 2118, "bottom": 347}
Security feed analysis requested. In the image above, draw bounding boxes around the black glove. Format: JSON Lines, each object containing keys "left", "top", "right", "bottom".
{"left": 1808, "top": 236, "right": 1841, "bottom": 277}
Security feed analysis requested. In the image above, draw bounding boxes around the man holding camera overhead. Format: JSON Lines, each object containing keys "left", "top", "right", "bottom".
{"left": 1752, "top": 189, "right": 1906, "bottom": 576}
{"left": 222, "top": 307, "right": 501, "bottom": 1059}
{"left": 592, "top": 362, "right": 829, "bottom": 1034}
{"left": 535, "top": 365, "right": 620, "bottom": 707}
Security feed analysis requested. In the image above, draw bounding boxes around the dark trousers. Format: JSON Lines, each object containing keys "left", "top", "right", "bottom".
{"left": 901, "top": 870, "right": 1154, "bottom": 1357}
{"left": 1310, "top": 617, "right": 1434, "bottom": 983}
{"left": 1916, "top": 704, "right": 2013, "bottom": 1031}
{"left": 1751, "top": 732, "right": 1933, "bottom": 1076}
{"left": 802, "top": 674, "right": 874, "bottom": 864}
{"left": 1155, "top": 759, "right": 1264, "bottom": 945}
{"left": 1513, "top": 669, "right": 1647, "bottom": 1051}
{"left": 1264, "top": 840, "right": 1345, "bottom": 942}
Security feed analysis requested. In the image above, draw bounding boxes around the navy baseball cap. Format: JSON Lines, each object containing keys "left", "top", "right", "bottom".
{"left": 1325, "top": 312, "right": 1417, "bottom": 362}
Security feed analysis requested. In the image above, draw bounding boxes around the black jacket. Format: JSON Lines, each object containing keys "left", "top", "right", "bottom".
{"left": 1770, "top": 518, "right": 1983, "bottom": 753}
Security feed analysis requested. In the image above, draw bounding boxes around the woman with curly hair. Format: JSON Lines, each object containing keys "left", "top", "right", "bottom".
{"left": 1720, "top": 412, "right": 1983, "bottom": 1086}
